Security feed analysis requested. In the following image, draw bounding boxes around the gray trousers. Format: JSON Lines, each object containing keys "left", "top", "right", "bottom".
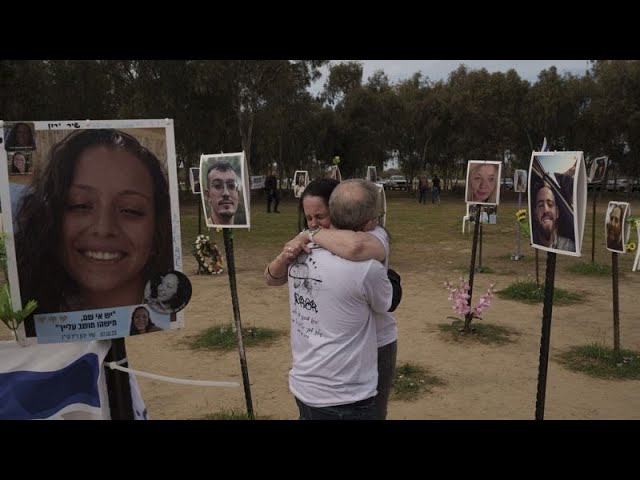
{"left": 376, "top": 340, "right": 398, "bottom": 420}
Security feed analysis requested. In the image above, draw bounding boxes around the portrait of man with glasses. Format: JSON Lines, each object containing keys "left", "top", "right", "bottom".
{"left": 201, "top": 154, "right": 248, "bottom": 228}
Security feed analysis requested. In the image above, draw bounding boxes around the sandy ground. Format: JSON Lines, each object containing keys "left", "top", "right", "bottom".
{"left": 125, "top": 244, "right": 640, "bottom": 420}
{"left": 3, "top": 195, "right": 639, "bottom": 420}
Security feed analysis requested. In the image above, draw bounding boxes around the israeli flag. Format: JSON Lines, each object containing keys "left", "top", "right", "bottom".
{"left": 0, "top": 341, "right": 111, "bottom": 420}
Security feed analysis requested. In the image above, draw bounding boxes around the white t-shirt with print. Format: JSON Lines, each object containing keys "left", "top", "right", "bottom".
{"left": 367, "top": 226, "right": 398, "bottom": 348}
{"left": 287, "top": 247, "right": 392, "bottom": 408}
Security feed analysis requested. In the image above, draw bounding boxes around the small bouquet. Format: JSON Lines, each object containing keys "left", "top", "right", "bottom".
{"left": 444, "top": 278, "right": 496, "bottom": 332}
{"left": 193, "top": 234, "right": 224, "bottom": 275}
{"left": 515, "top": 208, "right": 530, "bottom": 239}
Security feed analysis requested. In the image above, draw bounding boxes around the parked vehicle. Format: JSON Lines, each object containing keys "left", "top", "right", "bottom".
{"left": 384, "top": 175, "right": 408, "bottom": 190}
{"left": 606, "top": 178, "right": 631, "bottom": 192}
{"left": 501, "top": 178, "right": 514, "bottom": 190}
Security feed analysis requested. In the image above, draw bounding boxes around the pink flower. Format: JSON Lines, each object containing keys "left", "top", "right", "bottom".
{"left": 444, "top": 279, "right": 496, "bottom": 323}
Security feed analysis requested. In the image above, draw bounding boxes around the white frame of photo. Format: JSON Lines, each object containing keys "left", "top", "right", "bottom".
{"left": 199, "top": 151, "right": 250, "bottom": 229}
{"left": 0, "top": 118, "right": 184, "bottom": 343}
{"left": 465, "top": 160, "right": 502, "bottom": 206}
{"left": 528, "top": 150, "right": 586, "bottom": 257}
{"left": 293, "top": 170, "right": 309, "bottom": 198}
{"left": 189, "top": 167, "right": 201, "bottom": 194}
{"left": 513, "top": 169, "right": 528, "bottom": 193}
{"left": 605, "top": 201, "right": 630, "bottom": 254}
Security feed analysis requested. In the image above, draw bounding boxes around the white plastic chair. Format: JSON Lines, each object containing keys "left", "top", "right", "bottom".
{"left": 462, "top": 205, "right": 472, "bottom": 234}
{"left": 633, "top": 223, "right": 640, "bottom": 272}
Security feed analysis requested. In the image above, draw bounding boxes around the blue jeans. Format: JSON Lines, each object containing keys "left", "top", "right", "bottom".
{"left": 295, "top": 396, "right": 377, "bottom": 420}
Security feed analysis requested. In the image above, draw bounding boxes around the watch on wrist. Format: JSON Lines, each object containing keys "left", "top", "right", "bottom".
{"left": 307, "top": 226, "right": 321, "bottom": 242}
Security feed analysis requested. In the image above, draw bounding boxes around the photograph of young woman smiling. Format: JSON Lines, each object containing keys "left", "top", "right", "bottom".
{"left": 15, "top": 129, "right": 174, "bottom": 337}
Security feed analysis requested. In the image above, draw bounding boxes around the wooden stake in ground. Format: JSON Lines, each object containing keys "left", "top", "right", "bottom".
{"left": 104, "top": 338, "right": 134, "bottom": 420}
{"left": 223, "top": 229, "right": 254, "bottom": 419}
{"left": 612, "top": 251, "right": 620, "bottom": 353}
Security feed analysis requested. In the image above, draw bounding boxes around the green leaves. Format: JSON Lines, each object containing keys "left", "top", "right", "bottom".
{"left": 0, "top": 284, "right": 38, "bottom": 336}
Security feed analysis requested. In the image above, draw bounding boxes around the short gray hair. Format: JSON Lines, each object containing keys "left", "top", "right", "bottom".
{"left": 329, "top": 179, "right": 378, "bottom": 231}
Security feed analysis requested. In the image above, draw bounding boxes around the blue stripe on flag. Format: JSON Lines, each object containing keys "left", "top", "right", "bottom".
{"left": 0, "top": 353, "right": 101, "bottom": 420}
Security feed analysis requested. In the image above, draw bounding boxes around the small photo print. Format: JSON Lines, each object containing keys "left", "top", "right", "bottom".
{"left": 328, "top": 165, "right": 341, "bottom": 182}
{"left": 129, "top": 305, "right": 169, "bottom": 336}
{"left": 190, "top": 167, "right": 201, "bottom": 194}
{"left": 465, "top": 161, "right": 502, "bottom": 205}
{"left": 144, "top": 270, "right": 192, "bottom": 315}
{"left": 605, "top": 201, "right": 629, "bottom": 253}
{"left": 8, "top": 151, "right": 32, "bottom": 175}
{"left": 293, "top": 170, "right": 308, "bottom": 198}
{"left": 366, "top": 166, "right": 377, "bottom": 182}
{"left": 589, "top": 156, "right": 608, "bottom": 184}
{"left": 514, "top": 169, "right": 527, "bottom": 193}
{"left": 200, "top": 152, "right": 249, "bottom": 228}
{"left": 4, "top": 122, "right": 37, "bottom": 151}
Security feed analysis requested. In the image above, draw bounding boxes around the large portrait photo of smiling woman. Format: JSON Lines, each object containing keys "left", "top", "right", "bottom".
{"left": 0, "top": 119, "right": 187, "bottom": 342}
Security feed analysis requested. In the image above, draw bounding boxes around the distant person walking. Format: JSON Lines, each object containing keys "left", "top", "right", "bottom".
{"left": 432, "top": 174, "right": 441, "bottom": 204}
{"left": 265, "top": 172, "right": 280, "bottom": 213}
{"left": 418, "top": 178, "right": 428, "bottom": 204}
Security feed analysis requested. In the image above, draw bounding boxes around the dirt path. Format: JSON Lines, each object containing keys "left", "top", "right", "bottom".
{"left": 127, "top": 247, "right": 640, "bottom": 420}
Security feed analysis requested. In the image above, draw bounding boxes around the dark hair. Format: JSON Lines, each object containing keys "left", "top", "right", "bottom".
{"left": 129, "top": 306, "right": 158, "bottom": 335}
{"left": 6, "top": 122, "right": 35, "bottom": 149}
{"left": 206, "top": 160, "right": 238, "bottom": 187}
{"left": 15, "top": 129, "right": 173, "bottom": 335}
{"left": 299, "top": 178, "right": 339, "bottom": 229}
{"left": 148, "top": 270, "right": 191, "bottom": 311}
{"left": 10, "top": 152, "right": 29, "bottom": 174}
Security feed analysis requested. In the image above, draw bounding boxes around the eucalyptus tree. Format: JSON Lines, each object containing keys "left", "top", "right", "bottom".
{"left": 390, "top": 72, "right": 429, "bottom": 187}
{"left": 196, "top": 60, "right": 326, "bottom": 172}
{"left": 589, "top": 60, "right": 640, "bottom": 179}
{"left": 0, "top": 60, "right": 51, "bottom": 120}
{"left": 331, "top": 70, "right": 397, "bottom": 179}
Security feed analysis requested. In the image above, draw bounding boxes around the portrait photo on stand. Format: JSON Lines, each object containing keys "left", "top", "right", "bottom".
{"left": 8, "top": 151, "right": 32, "bottom": 175}
{"left": 605, "top": 201, "right": 629, "bottom": 253}
{"left": 293, "top": 170, "right": 309, "bottom": 198}
{"left": 4, "top": 122, "right": 36, "bottom": 150}
{"left": 366, "top": 165, "right": 377, "bottom": 182}
{"left": 589, "top": 156, "right": 608, "bottom": 184}
{"left": 189, "top": 167, "right": 201, "bottom": 194}
{"left": 200, "top": 152, "right": 250, "bottom": 229}
{"left": 327, "top": 165, "right": 341, "bottom": 182}
{"left": 0, "top": 119, "right": 185, "bottom": 342}
{"left": 514, "top": 169, "right": 528, "bottom": 193}
{"left": 465, "top": 160, "right": 502, "bottom": 205}
{"left": 528, "top": 151, "right": 586, "bottom": 257}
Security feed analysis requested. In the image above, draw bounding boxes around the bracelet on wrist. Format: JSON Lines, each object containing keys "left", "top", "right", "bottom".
{"left": 267, "top": 264, "right": 286, "bottom": 280}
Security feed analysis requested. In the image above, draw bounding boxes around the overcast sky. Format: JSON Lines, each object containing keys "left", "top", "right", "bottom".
{"left": 310, "top": 60, "right": 591, "bottom": 94}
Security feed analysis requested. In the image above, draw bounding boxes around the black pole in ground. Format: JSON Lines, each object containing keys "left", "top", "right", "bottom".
{"left": 535, "top": 251, "right": 557, "bottom": 420}
{"left": 104, "top": 337, "right": 134, "bottom": 420}
{"left": 466, "top": 205, "right": 483, "bottom": 320}
{"left": 477, "top": 222, "right": 483, "bottom": 272}
{"left": 591, "top": 192, "right": 598, "bottom": 263}
{"left": 612, "top": 251, "right": 620, "bottom": 353}
{"left": 222, "top": 229, "right": 255, "bottom": 419}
